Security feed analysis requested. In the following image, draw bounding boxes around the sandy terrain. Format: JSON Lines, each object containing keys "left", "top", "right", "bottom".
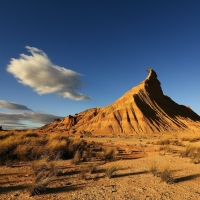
{"left": 1, "top": 135, "right": 200, "bottom": 200}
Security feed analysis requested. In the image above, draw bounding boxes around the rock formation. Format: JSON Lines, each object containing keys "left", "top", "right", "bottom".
{"left": 39, "top": 69, "right": 200, "bottom": 135}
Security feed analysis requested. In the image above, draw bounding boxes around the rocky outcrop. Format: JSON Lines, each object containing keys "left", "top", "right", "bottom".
{"left": 38, "top": 69, "right": 200, "bottom": 135}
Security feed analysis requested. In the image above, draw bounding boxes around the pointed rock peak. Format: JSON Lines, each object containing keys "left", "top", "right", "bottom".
{"left": 142, "top": 68, "right": 163, "bottom": 96}
{"left": 143, "top": 68, "right": 159, "bottom": 83}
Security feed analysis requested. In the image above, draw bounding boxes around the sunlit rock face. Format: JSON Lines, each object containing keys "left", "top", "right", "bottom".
{"left": 39, "top": 69, "right": 200, "bottom": 135}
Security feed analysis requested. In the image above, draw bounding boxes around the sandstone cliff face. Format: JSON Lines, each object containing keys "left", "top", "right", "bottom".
{"left": 39, "top": 69, "right": 200, "bottom": 135}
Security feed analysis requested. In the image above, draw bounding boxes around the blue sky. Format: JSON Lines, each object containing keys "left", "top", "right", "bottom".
{"left": 1, "top": 0, "right": 200, "bottom": 129}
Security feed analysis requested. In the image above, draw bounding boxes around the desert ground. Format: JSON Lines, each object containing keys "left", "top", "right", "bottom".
{"left": 1, "top": 131, "right": 200, "bottom": 200}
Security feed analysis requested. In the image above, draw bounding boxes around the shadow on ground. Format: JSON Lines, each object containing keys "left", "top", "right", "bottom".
{"left": 175, "top": 174, "right": 200, "bottom": 183}
{"left": 0, "top": 185, "right": 28, "bottom": 194}
{"left": 44, "top": 183, "right": 85, "bottom": 194}
{"left": 113, "top": 170, "right": 148, "bottom": 178}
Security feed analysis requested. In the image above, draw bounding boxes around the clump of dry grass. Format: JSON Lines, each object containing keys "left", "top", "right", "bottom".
{"left": 72, "top": 150, "right": 81, "bottom": 165}
{"left": 30, "top": 175, "right": 50, "bottom": 196}
{"left": 82, "top": 150, "right": 92, "bottom": 162}
{"left": 106, "top": 165, "right": 117, "bottom": 178}
{"left": 30, "top": 157, "right": 61, "bottom": 196}
{"left": 160, "top": 166, "right": 174, "bottom": 184}
{"left": 32, "top": 158, "right": 50, "bottom": 176}
{"left": 156, "top": 139, "right": 171, "bottom": 145}
{"left": 25, "top": 133, "right": 39, "bottom": 138}
{"left": 103, "top": 147, "right": 118, "bottom": 161}
{"left": 159, "top": 145, "right": 174, "bottom": 153}
{"left": 0, "top": 132, "right": 14, "bottom": 140}
{"left": 181, "top": 144, "right": 200, "bottom": 164}
{"left": 189, "top": 137, "right": 200, "bottom": 143}
{"left": 88, "top": 164, "right": 97, "bottom": 174}
{"left": 150, "top": 163, "right": 158, "bottom": 176}
{"left": 181, "top": 137, "right": 200, "bottom": 143}
{"left": 170, "top": 139, "right": 184, "bottom": 146}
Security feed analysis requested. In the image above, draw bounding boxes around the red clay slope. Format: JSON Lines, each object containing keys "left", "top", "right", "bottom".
{"left": 39, "top": 69, "right": 200, "bottom": 135}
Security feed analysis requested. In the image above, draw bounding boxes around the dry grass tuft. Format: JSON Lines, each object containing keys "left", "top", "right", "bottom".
{"left": 160, "top": 166, "right": 174, "bottom": 184}
{"left": 30, "top": 176, "right": 50, "bottom": 196}
{"left": 180, "top": 144, "right": 200, "bottom": 164}
{"left": 181, "top": 145, "right": 200, "bottom": 164}
{"left": 106, "top": 165, "right": 117, "bottom": 178}
{"left": 156, "top": 139, "right": 171, "bottom": 145}
{"left": 88, "top": 164, "right": 97, "bottom": 174}
{"left": 103, "top": 147, "right": 118, "bottom": 161}
{"left": 72, "top": 150, "right": 81, "bottom": 165}
{"left": 150, "top": 163, "right": 158, "bottom": 176}
{"left": 30, "top": 157, "right": 62, "bottom": 196}
{"left": 159, "top": 145, "right": 174, "bottom": 153}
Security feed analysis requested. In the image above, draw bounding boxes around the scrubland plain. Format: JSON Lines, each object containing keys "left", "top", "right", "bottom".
{"left": 1, "top": 130, "right": 200, "bottom": 199}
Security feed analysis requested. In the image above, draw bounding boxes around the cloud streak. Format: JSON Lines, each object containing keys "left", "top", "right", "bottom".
{"left": 0, "top": 112, "right": 63, "bottom": 129}
{"left": 7, "top": 46, "right": 91, "bottom": 100}
{"left": 0, "top": 100, "right": 32, "bottom": 111}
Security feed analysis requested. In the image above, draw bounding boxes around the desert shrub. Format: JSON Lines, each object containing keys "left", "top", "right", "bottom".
{"left": 45, "top": 139, "right": 68, "bottom": 160}
{"left": 72, "top": 150, "right": 81, "bottom": 164}
{"left": 156, "top": 139, "right": 170, "bottom": 145}
{"left": 191, "top": 154, "right": 200, "bottom": 164}
{"left": 181, "top": 137, "right": 191, "bottom": 141}
{"left": 32, "top": 158, "right": 50, "bottom": 176}
{"left": 0, "top": 136, "right": 20, "bottom": 164}
{"left": 82, "top": 150, "right": 92, "bottom": 162}
{"left": 25, "top": 133, "right": 39, "bottom": 138}
{"left": 180, "top": 145, "right": 196, "bottom": 158}
{"left": 150, "top": 163, "right": 158, "bottom": 176}
{"left": 181, "top": 145, "right": 200, "bottom": 164}
{"left": 189, "top": 137, "right": 200, "bottom": 143}
{"left": 170, "top": 139, "right": 184, "bottom": 147}
{"left": 15, "top": 144, "right": 32, "bottom": 161}
{"left": 106, "top": 165, "right": 117, "bottom": 178}
{"left": 159, "top": 145, "right": 174, "bottom": 153}
{"left": 88, "top": 164, "right": 97, "bottom": 174}
{"left": 30, "top": 157, "right": 61, "bottom": 196}
{"left": 103, "top": 147, "right": 118, "bottom": 161}
{"left": 30, "top": 174, "right": 50, "bottom": 196}
{"left": 0, "top": 132, "right": 14, "bottom": 140}
{"left": 67, "top": 139, "right": 84, "bottom": 158}
{"left": 160, "top": 166, "right": 174, "bottom": 184}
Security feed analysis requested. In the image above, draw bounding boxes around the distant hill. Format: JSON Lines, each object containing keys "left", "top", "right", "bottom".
{"left": 38, "top": 69, "right": 200, "bottom": 135}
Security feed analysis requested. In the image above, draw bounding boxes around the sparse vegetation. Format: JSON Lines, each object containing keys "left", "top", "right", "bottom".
{"left": 156, "top": 139, "right": 171, "bottom": 145}
{"left": 160, "top": 166, "right": 174, "bottom": 184}
{"left": 181, "top": 144, "right": 200, "bottom": 164}
{"left": 0, "top": 132, "right": 113, "bottom": 165}
{"left": 88, "top": 164, "right": 97, "bottom": 174}
{"left": 181, "top": 137, "right": 200, "bottom": 143}
{"left": 106, "top": 165, "right": 117, "bottom": 178}
{"left": 150, "top": 163, "right": 158, "bottom": 176}
{"left": 72, "top": 150, "right": 81, "bottom": 165}
{"left": 103, "top": 147, "right": 118, "bottom": 161}
{"left": 159, "top": 145, "right": 174, "bottom": 153}
{"left": 30, "top": 157, "right": 60, "bottom": 196}
{"left": 25, "top": 133, "right": 39, "bottom": 138}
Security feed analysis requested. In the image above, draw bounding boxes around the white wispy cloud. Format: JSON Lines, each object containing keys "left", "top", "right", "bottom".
{"left": 7, "top": 46, "right": 91, "bottom": 100}
{"left": 0, "top": 100, "right": 32, "bottom": 111}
